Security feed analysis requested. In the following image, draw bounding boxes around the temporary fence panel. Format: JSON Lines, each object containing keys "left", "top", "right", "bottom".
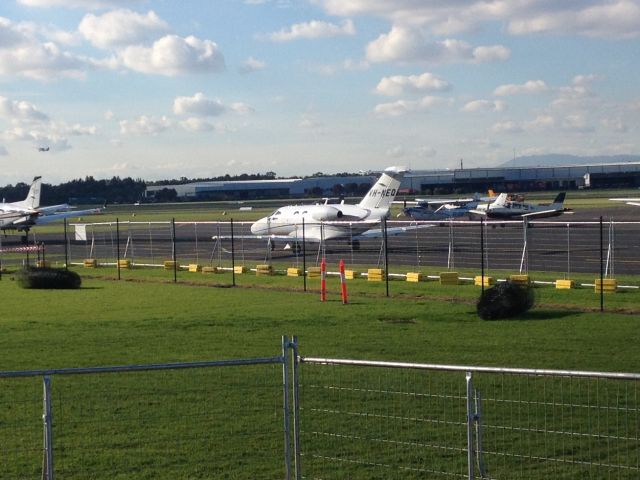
{"left": 295, "top": 356, "right": 640, "bottom": 480}
{"left": 0, "top": 346, "right": 292, "bottom": 480}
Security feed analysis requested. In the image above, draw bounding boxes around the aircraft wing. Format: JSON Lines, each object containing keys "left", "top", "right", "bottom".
{"left": 37, "top": 204, "right": 73, "bottom": 214}
{"left": 33, "top": 207, "right": 104, "bottom": 225}
{"left": 521, "top": 208, "right": 563, "bottom": 218}
{"left": 610, "top": 198, "right": 640, "bottom": 206}
{"left": 467, "top": 208, "right": 487, "bottom": 217}
{"left": 354, "top": 223, "right": 435, "bottom": 239}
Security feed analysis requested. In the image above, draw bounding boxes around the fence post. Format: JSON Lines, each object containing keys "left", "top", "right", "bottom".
{"left": 302, "top": 219, "right": 307, "bottom": 292}
{"left": 383, "top": 218, "right": 389, "bottom": 297}
{"left": 290, "top": 336, "right": 302, "bottom": 479}
{"left": 480, "top": 219, "right": 485, "bottom": 296}
{"left": 63, "top": 218, "right": 68, "bottom": 270}
{"left": 116, "top": 219, "right": 121, "bottom": 280}
{"left": 281, "top": 336, "right": 292, "bottom": 480}
{"left": 172, "top": 218, "right": 177, "bottom": 283}
{"left": 42, "top": 375, "right": 54, "bottom": 480}
{"left": 599, "top": 216, "right": 603, "bottom": 312}
{"left": 230, "top": 219, "right": 236, "bottom": 287}
{"left": 466, "top": 371, "right": 475, "bottom": 480}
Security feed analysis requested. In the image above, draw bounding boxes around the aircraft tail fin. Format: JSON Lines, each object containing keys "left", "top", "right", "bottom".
{"left": 357, "top": 166, "right": 407, "bottom": 211}
{"left": 15, "top": 176, "right": 42, "bottom": 210}
{"left": 492, "top": 192, "right": 509, "bottom": 207}
{"left": 551, "top": 192, "right": 566, "bottom": 207}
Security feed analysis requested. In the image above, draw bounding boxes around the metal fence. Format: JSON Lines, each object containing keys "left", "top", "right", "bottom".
{"left": 2, "top": 218, "right": 638, "bottom": 280}
{"left": 1, "top": 337, "right": 639, "bottom": 479}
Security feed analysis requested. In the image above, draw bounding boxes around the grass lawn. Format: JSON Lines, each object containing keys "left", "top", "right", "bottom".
{"left": 0, "top": 269, "right": 638, "bottom": 478}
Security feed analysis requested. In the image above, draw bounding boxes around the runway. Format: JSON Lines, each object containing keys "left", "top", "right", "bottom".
{"left": 3, "top": 206, "right": 638, "bottom": 277}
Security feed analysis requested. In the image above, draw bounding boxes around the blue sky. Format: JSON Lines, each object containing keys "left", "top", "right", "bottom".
{"left": 0, "top": 0, "right": 639, "bottom": 183}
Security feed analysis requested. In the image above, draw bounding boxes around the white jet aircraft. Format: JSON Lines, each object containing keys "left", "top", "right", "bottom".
{"left": 249, "top": 166, "right": 421, "bottom": 246}
{"left": 0, "top": 176, "right": 102, "bottom": 235}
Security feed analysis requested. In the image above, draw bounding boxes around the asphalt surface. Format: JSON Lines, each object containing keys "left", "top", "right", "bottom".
{"left": 2, "top": 205, "right": 637, "bottom": 278}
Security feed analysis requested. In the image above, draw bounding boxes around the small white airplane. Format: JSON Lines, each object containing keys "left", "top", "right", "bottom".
{"left": 469, "top": 192, "right": 568, "bottom": 219}
{"left": 399, "top": 190, "right": 497, "bottom": 220}
{"left": 609, "top": 197, "right": 640, "bottom": 207}
{"left": 248, "top": 166, "right": 425, "bottom": 246}
{"left": 0, "top": 176, "right": 103, "bottom": 235}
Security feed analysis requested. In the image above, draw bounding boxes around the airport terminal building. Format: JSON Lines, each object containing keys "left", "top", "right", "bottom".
{"left": 145, "top": 162, "right": 640, "bottom": 200}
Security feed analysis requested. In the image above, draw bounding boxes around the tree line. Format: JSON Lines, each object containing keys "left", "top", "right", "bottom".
{"left": 1, "top": 171, "right": 357, "bottom": 205}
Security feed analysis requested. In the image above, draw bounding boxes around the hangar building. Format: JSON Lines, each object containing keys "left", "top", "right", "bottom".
{"left": 144, "top": 162, "right": 640, "bottom": 200}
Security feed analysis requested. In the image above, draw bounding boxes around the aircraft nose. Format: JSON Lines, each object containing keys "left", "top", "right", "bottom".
{"left": 250, "top": 218, "right": 266, "bottom": 235}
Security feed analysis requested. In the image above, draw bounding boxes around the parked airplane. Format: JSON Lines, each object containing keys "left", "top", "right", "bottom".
{"left": 249, "top": 166, "right": 422, "bottom": 245}
{"left": 609, "top": 197, "right": 640, "bottom": 207}
{"left": 400, "top": 191, "right": 496, "bottom": 220}
{"left": 468, "top": 192, "right": 568, "bottom": 219}
{"left": 0, "top": 176, "right": 102, "bottom": 236}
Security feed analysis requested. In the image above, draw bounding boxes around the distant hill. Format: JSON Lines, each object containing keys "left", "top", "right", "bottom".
{"left": 499, "top": 154, "right": 640, "bottom": 168}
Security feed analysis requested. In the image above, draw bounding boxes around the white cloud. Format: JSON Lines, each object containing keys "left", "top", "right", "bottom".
{"left": 526, "top": 115, "right": 555, "bottom": 130}
{"left": 366, "top": 26, "right": 509, "bottom": 65}
{"left": 308, "top": 58, "right": 369, "bottom": 75}
{"left": 238, "top": 56, "right": 266, "bottom": 74}
{"left": 491, "top": 120, "right": 523, "bottom": 134}
{"left": 507, "top": 0, "right": 640, "bottom": 39}
{"left": 230, "top": 102, "right": 255, "bottom": 115}
{"left": 173, "top": 93, "right": 226, "bottom": 117}
{"left": 3, "top": 127, "right": 72, "bottom": 151}
{"left": 562, "top": 114, "right": 594, "bottom": 133}
{"left": 0, "top": 96, "right": 49, "bottom": 122}
{"left": 416, "top": 145, "right": 437, "bottom": 158}
{"left": 79, "top": 9, "right": 170, "bottom": 49}
{"left": 460, "top": 99, "right": 505, "bottom": 113}
{"left": 375, "top": 72, "right": 450, "bottom": 96}
{"left": 18, "top": 0, "right": 144, "bottom": 8}
{"left": 601, "top": 117, "right": 628, "bottom": 133}
{"left": 119, "top": 115, "right": 172, "bottom": 135}
{"left": 180, "top": 117, "right": 215, "bottom": 132}
{"left": 386, "top": 145, "right": 405, "bottom": 158}
{"left": 265, "top": 19, "right": 355, "bottom": 42}
{"left": 317, "top": 0, "right": 640, "bottom": 39}
{"left": 374, "top": 95, "right": 450, "bottom": 117}
{"left": 119, "top": 35, "right": 225, "bottom": 76}
{"left": 0, "top": 145, "right": 8, "bottom": 156}
{"left": 493, "top": 80, "right": 548, "bottom": 97}
{"left": 299, "top": 113, "right": 324, "bottom": 130}
{"left": 0, "top": 18, "right": 88, "bottom": 80}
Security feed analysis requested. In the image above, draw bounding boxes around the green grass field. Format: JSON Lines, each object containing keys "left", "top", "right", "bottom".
{"left": 0, "top": 270, "right": 639, "bottom": 478}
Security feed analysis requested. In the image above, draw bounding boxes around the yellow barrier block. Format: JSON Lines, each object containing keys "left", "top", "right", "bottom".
{"left": 367, "top": 268, "right": 385, "bottom": 282}
{"left": 256, "top": 264, "right": 273, "bottom": 276}
{"left": 474, "top": 275, "right": 495, "bottom": 287}
{"left": 83, "top": 258, "right": 97, "bottom": 268}
{"left": 287, "top": 267, "right": 302, "bottom": 277}
{"left": 594, "top": 278, "right": 617, "bottom": 293}
{"left": 118, "top": 259, "right": 131, "bottom": 269}
{"left": 202, "top": 266, "right": 217, "bottom": 273}
{"left": 307, "top": 267, "right": 322, "bottom": 278}
{"left": 509, "top": 274, "right": 530, "bottom": 286}
{"left": 233, "top": 265, "right": 247, "bottom": 274}
{"left": 439, "top": 272, "right": 459, "bottom": 285}
{"left": 36, "top": 260, "right": 49, "bottom": 268}
{"left": 556, "top": 279, "right": 574, "bottom": 289}
{"left": 345, "top": 270, "right": 358, "bottom": 280}
{"left": 406, "top": 272, "right": 422, "bottom": 282}
{"left": 188, "top": 264, "right": 201, "bottom": 273}
{"left": 163, "top": 260, "right": 179, "bottom": 270}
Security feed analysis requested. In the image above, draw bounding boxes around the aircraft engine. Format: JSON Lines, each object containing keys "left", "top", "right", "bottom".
{"left": 311, "top": 205, "right": 344, "bottom": 221}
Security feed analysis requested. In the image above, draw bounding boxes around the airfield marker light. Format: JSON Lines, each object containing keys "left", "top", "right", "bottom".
{"left": 339, "top": 259, "right": 348, "bottom": 304}
{"left": 320, "top": 258, "right": 327, "bottom": 302}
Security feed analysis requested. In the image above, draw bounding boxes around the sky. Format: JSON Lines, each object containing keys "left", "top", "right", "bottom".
{"left": 0, "top": 0, "right": 639, "bottom": 184}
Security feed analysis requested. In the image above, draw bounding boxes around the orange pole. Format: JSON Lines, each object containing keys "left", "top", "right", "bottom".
{"left": 320, "top": 258, "right": 327, "bottom": 302}
{"left": 339, "top": 259, "right": 348, "bottom": 304}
